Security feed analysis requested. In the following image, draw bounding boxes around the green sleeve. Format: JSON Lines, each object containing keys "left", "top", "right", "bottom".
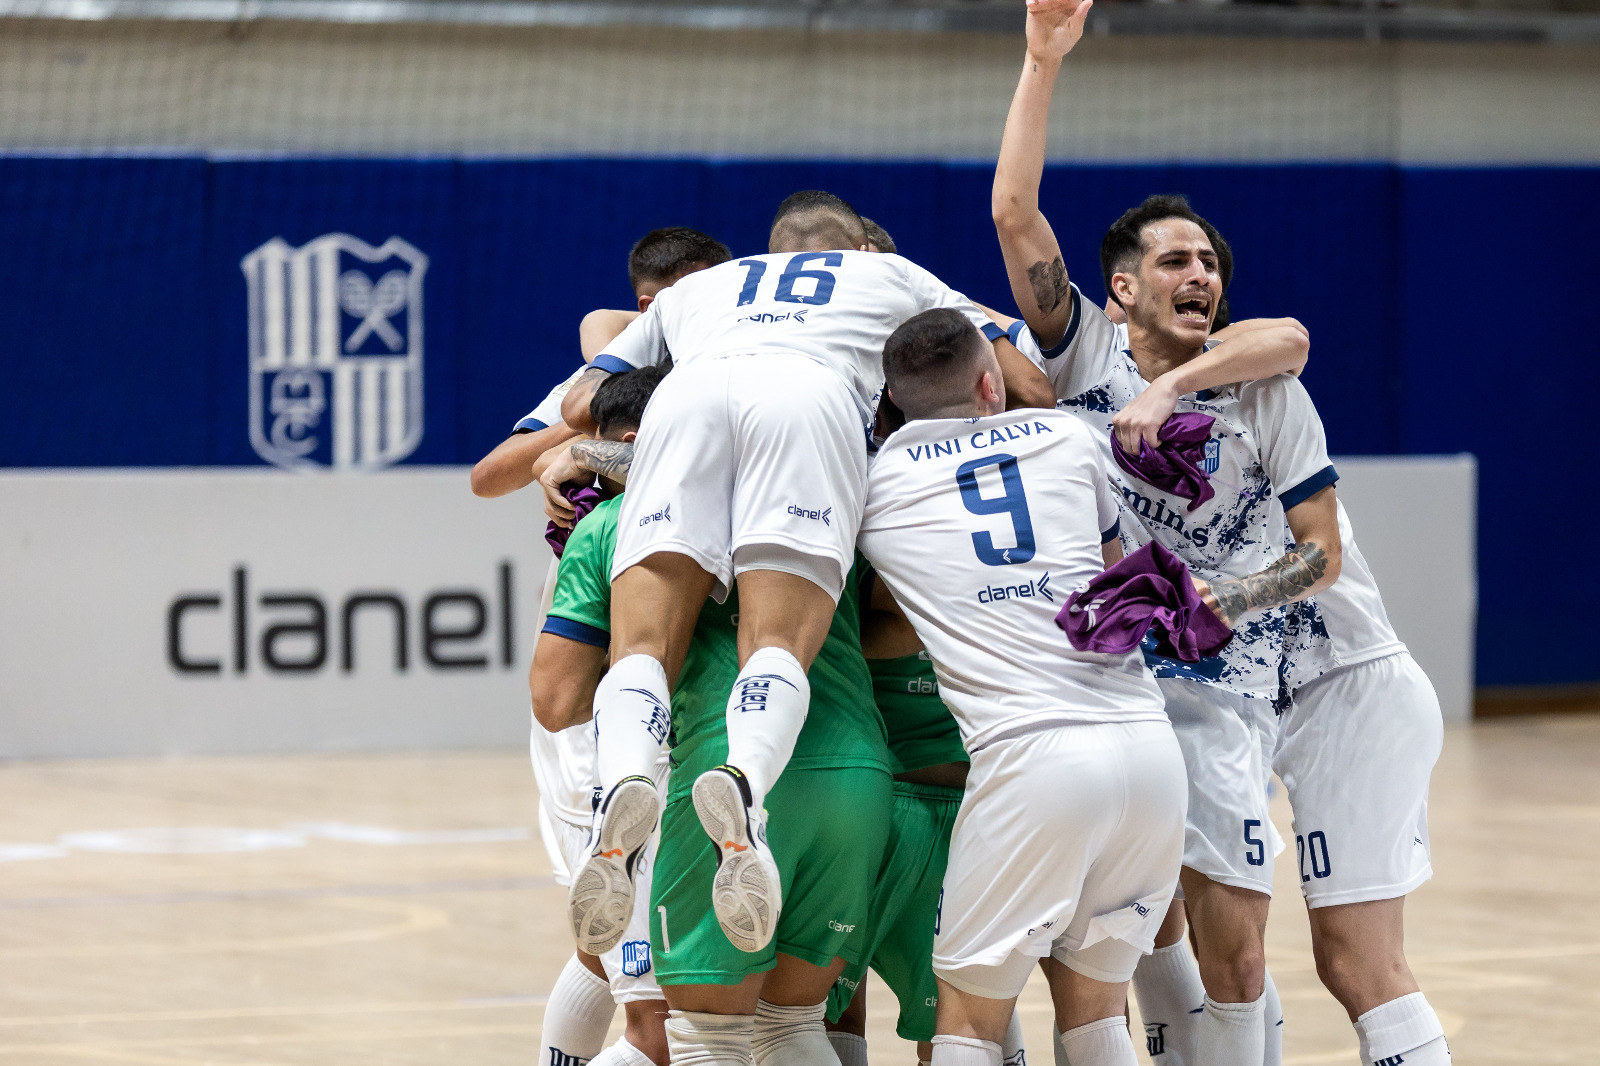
{"left": 544, "top": 497, "right": 622, "bottom": 640}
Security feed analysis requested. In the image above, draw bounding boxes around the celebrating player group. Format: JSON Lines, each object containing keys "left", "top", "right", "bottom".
{"left": 473, "top": 3, "right": 1448, "bottom": 1066}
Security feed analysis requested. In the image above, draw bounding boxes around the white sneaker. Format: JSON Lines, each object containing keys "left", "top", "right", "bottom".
{"left": 568, "top": 775, "right": 659, "bottom": 955}
{"left": 692, "top": 765, "right": 781, "bottom": 953}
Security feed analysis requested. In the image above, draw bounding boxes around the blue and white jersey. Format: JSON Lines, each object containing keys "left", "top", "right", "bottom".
{"left": 1282, "top": 500, "right": 1407, "bottom": 693}
{"left": 597, "top": 251, "right": 994, "bottom": 422}
{"left": 1039, "top": 285, "right": 1337, "bottom": 699}
{"left": 513, "top": 364, "right": 587, "bottom": 433}
{"left": 859, "top": 408, "right": 1165, "bottom": 753}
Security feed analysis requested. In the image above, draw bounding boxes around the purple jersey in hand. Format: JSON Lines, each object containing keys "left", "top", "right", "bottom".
{"left": 545, "top": 484, "right": 604, "bottom": 558}
{"left": 1109, "top": 411, "right": 1217, "bottom": 512}
{"left": 1057, "top": 541, "right": 1232, "bottom": 662}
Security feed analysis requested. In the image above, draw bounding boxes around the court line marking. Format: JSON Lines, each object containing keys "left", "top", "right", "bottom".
{"left": 0, "top": 875, "right": 551, "bottom": 911}
{"left": 0, "top": 1022, "right": 544, "bottom": 1056}
{"left": 0, "top": 897, "right": 449, "bottom": 958}
{"left": 0, "top": 995, "right": 547, "bottom": 1029}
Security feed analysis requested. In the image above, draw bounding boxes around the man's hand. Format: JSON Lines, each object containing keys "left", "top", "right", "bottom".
{"left": 1113, "top": 376, "right": 1181, "bottom": 453}
{"left": 1192, "top": 576, "right": 1244, "bottom": 629}
{"left": 1026, "top": 0, "right": 1094, "bottom": 62}
{"left": 537, "top": 440, "right": 587, "bottom": 528}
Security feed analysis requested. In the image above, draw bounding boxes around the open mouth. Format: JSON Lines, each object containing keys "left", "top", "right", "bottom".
{"left": 1174, "top": 293, "right": 1211, "bottom": 325}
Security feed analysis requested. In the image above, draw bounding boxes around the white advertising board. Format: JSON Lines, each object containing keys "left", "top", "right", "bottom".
{"left": 0, "top": 469, "right": 553, "bottom": 758}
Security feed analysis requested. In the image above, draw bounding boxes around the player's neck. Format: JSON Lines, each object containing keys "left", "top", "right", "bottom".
{"left": 1126, "top": 324, "right": 1205, "bottom": 385}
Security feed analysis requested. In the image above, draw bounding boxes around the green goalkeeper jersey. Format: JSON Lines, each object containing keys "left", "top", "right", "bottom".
{"left": 545, "top": 494, "right": 891, "bottom": 799}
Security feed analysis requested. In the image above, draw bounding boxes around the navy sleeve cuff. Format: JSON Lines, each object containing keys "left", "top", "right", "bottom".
{"left": 590, "top": 354, "right": 636, "bottom": 376}
{"left": 1100, "top": 519, "right": 1121, "bottom": 544}
{"left": 1280, "top": 464, "right": 1339, "bottom": 511}
{"left": 981, "top": 320, "right": 1006, "bottom": 343}
{"left": 541, "top": 615, "right": 610, "bottom": 649}
{"left": 512, "top": 416, "right": 549, "bottom": 434}
{"left": 1038, "top": 287, "right": 1082, "bottom": 360}
{"left": 1006, "top": 320, "right": 1027, "bottom": 348}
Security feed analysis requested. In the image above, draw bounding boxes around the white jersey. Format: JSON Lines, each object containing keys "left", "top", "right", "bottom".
{"left": 596, "top": 251, "right": 994, "bottom": 421}
{"left": 514, "top": 364, "right": 587, "bottom": 433}
{"left": 1039, "top": 286, "right": 1337, "bottom": 698}
{"left": 527, "top": 556, "right": 600, "bottom": 823}
{"left": 859, "top": 408, "right": 1166, "bottom": 753}
{"left": 1282, "top": 500, "right": 1407, "bottom": 692}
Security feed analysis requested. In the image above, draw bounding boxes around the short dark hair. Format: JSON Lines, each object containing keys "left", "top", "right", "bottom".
{"left": 627, "top": 228, "right": 732, "bottom": 295}
{"left": 590, "top": 364, "right": 669, "bottom": 438}
{"left": 882, "top": 309, "right": 989, "bottom": 421}
{"left": 1099, "top": 194, "right": 1233, "bottom": 309}
{"left": 861, "top": 217, "right": 896, "bottom": 254}
{"left": 769, "top": 190, "right": 867, "bottom": 253}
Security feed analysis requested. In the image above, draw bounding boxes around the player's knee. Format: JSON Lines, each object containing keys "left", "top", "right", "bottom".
{"left": 1311, "top": 937, "right": 1407, "bottom": 1010}
{"left": 1200, "top": 941, "right": 1266, "bottom": 1002}
{"left": 624, "top": 1001, "right": 672, "bottom": 1066}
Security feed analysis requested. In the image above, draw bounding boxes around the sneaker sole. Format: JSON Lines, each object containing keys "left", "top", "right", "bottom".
{"left": 692, "top": 770, "right": 780, "bottom": 954}
{"left": 568, "top": 779, "right": 659, "bottom": 955}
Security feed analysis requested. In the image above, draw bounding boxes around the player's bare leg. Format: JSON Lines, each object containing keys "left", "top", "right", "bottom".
{"left": 694, "top": 565, "right": 837, "bottom": 954}
{"left": 1307, "top": 897, "right": 1446, "bottom": 1064}
{"left": 1179, "top": 869, "right": 1269, "bottom": 1065}
{"left": 664, "top": 955, "right": 847, "bottom": 1066}
{"left": 569, "top": 551, "right": 716, "bottom": 955}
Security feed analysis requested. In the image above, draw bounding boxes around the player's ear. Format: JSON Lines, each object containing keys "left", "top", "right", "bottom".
{"left": 622, "top": 430, "right": 637, "bottom": 444}
{"left": 636, "top": 293, "right": 655, "bottom": 313}
{"left": 1110, "top": 271, "right": 1137, "bottom": 310}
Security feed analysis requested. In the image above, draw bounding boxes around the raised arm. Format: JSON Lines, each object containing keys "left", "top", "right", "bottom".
{"left": 580, "top": 309, "right": 640, "bottom": 362}
{"left": 537, "top": 437, "right": 636, "bottom": 526}
{"left": 1112, "top": 318, "right": 1310, "bottom": 451}
{"left": 558, "top": 366, "right": 612, "bottom": 435}
{"left": 1194, "top": 485, "right": 1342, "bottom": 628}
{"left": 992, "top": 0, "right": 1095, "bottom": 348}
{"left": 470, "top": 422, "right": 580, "bottom": 498}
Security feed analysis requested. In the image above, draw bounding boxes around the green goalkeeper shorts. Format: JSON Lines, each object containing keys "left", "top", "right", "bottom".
{"left": 826, "top": 781, "right": 963, "bottom": 1042}
{"left": 650, "top": 765, "right": 892, "bottom": 986}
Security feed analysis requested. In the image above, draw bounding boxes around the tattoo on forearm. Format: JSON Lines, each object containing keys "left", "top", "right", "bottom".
{"left": 571, "top": 439, "right": 633, "bottom": 484}
{"left": 1208, "top": 541, "right": 1329, "bottom": 623}
{"left": 1026, "top": 256, "right": 1070, "bottom": 315}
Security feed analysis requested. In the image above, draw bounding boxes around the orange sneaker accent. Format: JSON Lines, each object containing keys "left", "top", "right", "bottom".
{"left": 600, "top": 848, "right": 623, "bottom": 858}
{"left": 723, "top": 841, "right": 749, "bottom": 853}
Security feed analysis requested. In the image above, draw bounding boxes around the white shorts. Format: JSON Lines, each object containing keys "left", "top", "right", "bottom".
{"left": 541, "top": 804, "right": 663, "bottom": 1002}
{"left": 933, "top": 721, "right": 1187, "bottom": 999}
{"left": 1160, "top": 679, "right": 1276, "bottom": 896}
{"left": 1276, "top": 652, "right": 1441, "bottom": 907}
{"left": 612, "top": 351, "right": 868, "bottom": 601}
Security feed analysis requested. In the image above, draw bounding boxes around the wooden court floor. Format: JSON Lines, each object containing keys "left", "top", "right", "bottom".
{"left": 1, "top": 713, "right": 1596, "bottom": 1066}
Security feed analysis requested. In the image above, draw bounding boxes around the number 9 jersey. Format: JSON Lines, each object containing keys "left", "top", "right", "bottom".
{"left": 858, "top": 408, "right": 1167, "bottom": 754}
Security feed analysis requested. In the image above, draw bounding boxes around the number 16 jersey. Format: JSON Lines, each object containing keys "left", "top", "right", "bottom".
{"left": 858, "top": 408, "right": 1166, "bottom": 754}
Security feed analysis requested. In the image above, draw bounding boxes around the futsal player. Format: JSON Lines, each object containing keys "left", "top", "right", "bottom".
{"left": 992, "top": 6, "right": 1342, "bottom": 1062}
{"left": 555, "top": 191, "right": 1053, "bottom": 960}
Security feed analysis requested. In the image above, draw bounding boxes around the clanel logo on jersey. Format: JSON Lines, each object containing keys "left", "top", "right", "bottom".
{"left": 976, "top": 571, "right": 1052, "bottom": 604}
{"left": 786, "top": 504, "right": 832, "bottom": 526}
{"left": 639, "top": 504, "right": 672, "bottom": 527}
{"left": 620, "top": 940, "right": 652, "bottom": 977}
{"left": 1201, "top": 438, "right": 1221, "bottom": 475}
{"left": 243, "top": 234, "right": 427, "bottom": 472}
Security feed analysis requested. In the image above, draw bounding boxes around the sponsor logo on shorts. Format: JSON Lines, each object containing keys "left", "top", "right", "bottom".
{"left": 905, "top": 676, "right": 937, "bottom": 695}
{"left": 734, "top": 673, "right": 797, "bottom": 714}
{"left": 834, "top": 975, "right": 860, "bottom": 993}
{"left": 738, "top": 310, "right": 809, "bottom": 325}
{"left": 621, "top": 939, "right": 652, "bottom": 977}
{"left": 1130, "top": 901, "right": 1151, "bottom": 918}
{"left": 622, "top": 687, "right": 671, "bottom": 743}
{"left": 828, "top": 919, "right": 855, "bottom": 933}
{"left": 786, "top": 504, "right": 832, "bottom": 526}
{"left": 638, "top": 503, "right": 671, "bottom": 527}
{"left": 977, "top": 571, "right": 1052, "bottom": 604}
{"left": 1145, "top": 1022, "right": 1167, "bottom": 1056}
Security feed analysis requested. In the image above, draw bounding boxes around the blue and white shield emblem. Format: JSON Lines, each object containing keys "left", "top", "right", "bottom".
{"left": 243, "top": 233, "right": 428, "bottom": 472}
{"left": 1201, "top": 438, "right": 1221, "bottom": 476}
{"left": 621, "top": 939, "right": 652, "bottom": 977}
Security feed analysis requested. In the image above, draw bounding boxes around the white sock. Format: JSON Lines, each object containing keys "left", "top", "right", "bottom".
{"left": 752, "top": 1000, "right": 838, "bottom": 1066}
{"left": 723, "top": 647, "right": 810, "bottom": 807}
{"left": 1194, "top": 994, "right": 1264, "bottom": 1066}
{"left": 932, "top": 1035, "right": 1002, "bottom": 1066}
{"left": 594, "top": 654, "right": 671, "bottom": 791}
{"left": 1058, "top": 1018, "right": 1137, "bottom": 1066}
{"left": 1262, "top": 969, "right": 1283, "bottom": 1066}
{"left": 827, "top": 1031, "right": 868, "bottom": 1066}
{"left": 666, "top": 1009, "right": 756, "bottom": 1066}
{"left": 1051, "top": 1028, "right": 1069, "bottom": 1066}
{"left": 540, "top": 955, "right": 616, "bottom": 1066}
{"left": 589, "top": 1037, "right": 656, "bottom": 1066}
{"left": 1001, "top": 1010, "right": 1027, "bottom": 1066}
{"left": 1355, "top": 993, "right": 1450, "bottom": 1066}
{"left": 1130, "top": 941, "right": 1205, "bottom": 1065}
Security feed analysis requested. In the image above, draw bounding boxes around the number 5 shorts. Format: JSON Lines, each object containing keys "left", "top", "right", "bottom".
{"left": 1274, "top": 651, "right": 1442, "bottom": 908}
{"left": 612, "top": 350, "right": 868, "bottom": 604}
{"left": 933, "top": 721, "right": 1186, "bottom": 1000}
{"left": 1158, "top": 678, "right": 1279, "bottom": 897}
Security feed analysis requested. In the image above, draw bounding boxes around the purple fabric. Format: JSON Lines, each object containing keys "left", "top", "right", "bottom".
{"left": 1109, "top": 412, "right": 1217, "bottom": 512}
{"left": 1056, "top": 541, "right": 1233, "bottom": 662}
{"left": 545, "top": 484, "right": 604, "bottom": 558}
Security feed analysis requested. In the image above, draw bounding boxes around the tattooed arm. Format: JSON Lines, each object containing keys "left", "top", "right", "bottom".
{"left": 537, "top": 437, "right": 635, "bottom": 527}
{"left": 991, "top": 0, "right": 1095, "bottom": 348}
{"left": 1195, "top": 485, "right": 1343, "bottom": 627}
